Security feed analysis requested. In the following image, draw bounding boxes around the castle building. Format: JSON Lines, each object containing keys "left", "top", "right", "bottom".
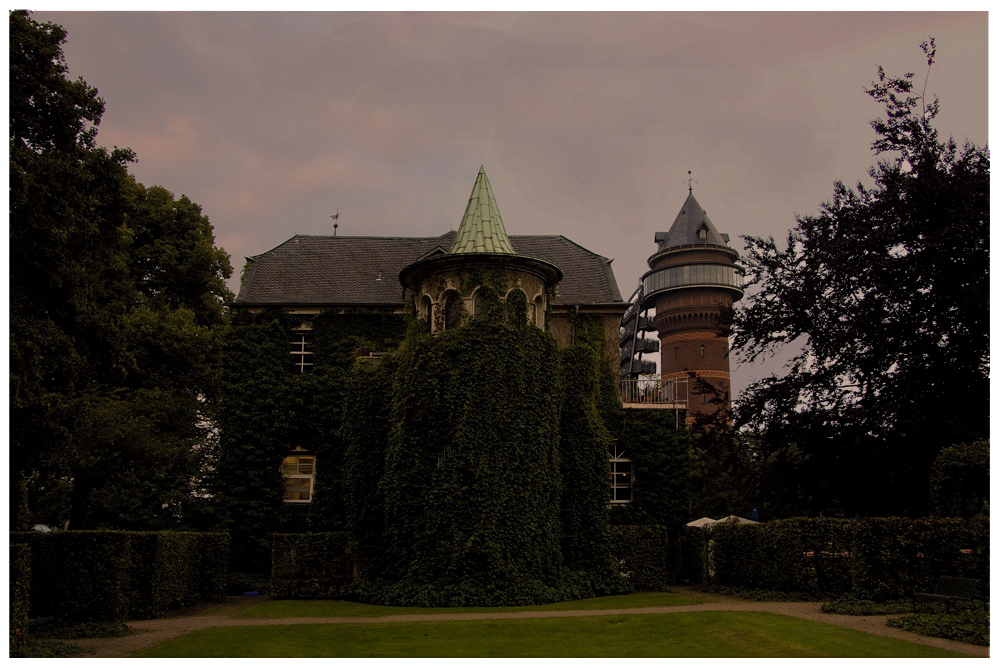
{"left": 233, "top": 166, "right": 627, "bottom": 364}
{"left": 641, "top": 186, "right": 744, "bottom": 419}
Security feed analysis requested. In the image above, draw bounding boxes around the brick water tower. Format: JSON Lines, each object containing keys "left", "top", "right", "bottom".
{"left": 641, "top": 183, "right": 744, "bottom": 421}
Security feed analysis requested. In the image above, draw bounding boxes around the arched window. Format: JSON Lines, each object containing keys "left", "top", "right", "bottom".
{"left": 506, "top": 289, "right": 527, "bottom": 325}
{"left": 534, "top": 296, "right": 545, "bottom": 328}
{"left": 473, "top": 287, "right": 497, "bottom": 316}
{"left": 420, "top": 295, "right": 432, "bottom": 321}
{"left": 443, "top": 291, "right": 461, "bottom": 331}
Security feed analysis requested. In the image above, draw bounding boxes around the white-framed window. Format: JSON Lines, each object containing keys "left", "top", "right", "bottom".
{"left": 290, "top": 332, "right": 314, "bottom": 373}
{"left": 609, "top": 445, "right": 633, "bottom": 503}
{"left": 281, "top": 451, "right": 315, "bottom": 503}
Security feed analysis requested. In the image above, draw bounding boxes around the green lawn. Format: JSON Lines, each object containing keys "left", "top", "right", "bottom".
{"left": 238, "top": 591, "right": 704, "bottom": 619}
{"left": 135, "top": 611, "right": 970, "bottom": 658}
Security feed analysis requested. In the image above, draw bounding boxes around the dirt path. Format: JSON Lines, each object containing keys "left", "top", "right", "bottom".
{"left": 68, "top": 588, "right": 988, "bottom": 658}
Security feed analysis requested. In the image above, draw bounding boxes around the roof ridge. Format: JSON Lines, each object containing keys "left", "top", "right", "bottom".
{"left": 547, "top": 234, "right": 610, "bottom": 261}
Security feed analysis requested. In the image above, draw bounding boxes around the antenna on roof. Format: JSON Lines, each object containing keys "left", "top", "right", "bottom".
{"left": 330, "top": 209, "right": 340, "bottom": 236}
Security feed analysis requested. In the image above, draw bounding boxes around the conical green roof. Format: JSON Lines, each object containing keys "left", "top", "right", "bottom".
{"left": 449, "top": 166, "right": 516, "bottom": 254}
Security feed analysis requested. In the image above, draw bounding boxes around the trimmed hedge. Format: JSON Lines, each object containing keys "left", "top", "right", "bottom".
{"left": 10, "top": 531, "right": 229, "bottom": 623}
{"left": 611, "top": 525, "right": 679, "bottom": 591}
{"left": 271, "top": 533, "right": 354, "bottom": 599}
{"left": 700, "top": 518, "right": 988, "bottom": 600}
{"left": 12, "top": 531, "right": 132, "bottom": 623}
{"left": 129, "top": 532, "right": 229, "bottom": 618}
{"left": 10, "top": 543, "right": 30, "bottom": 648}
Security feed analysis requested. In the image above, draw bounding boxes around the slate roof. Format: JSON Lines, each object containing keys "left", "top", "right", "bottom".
{"left": 449, "top": 166, "right": 516, "bottom": 254}
{"left": 234, "top": 231, "right": 624, "bottom": 307}
{"left": 657, "top": 190, "right": 731, "bottom": 251}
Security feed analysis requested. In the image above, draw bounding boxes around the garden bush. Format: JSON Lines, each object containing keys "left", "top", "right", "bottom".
{"left": 271, "top": 533, "right": 354, "bottom": 599}
{"left": 888, "top": 608, "right": 989, "bottom": 646}
{"left": 10, "top": 543, "right": 30, "bottom": 649}
{"left": 611, "top": 525, "right": 678, "bottom": 591}
{"left": 11, "top": 530, "right": 229, "bottom": 624}
{"left": 12, "top": 531, "right": 132, "bottom": 624}
{"left": 698, "top": 517, "right": 987, "bottom": 600}
{"left": 130, "top": 531, "right": 229, "bottom": 618}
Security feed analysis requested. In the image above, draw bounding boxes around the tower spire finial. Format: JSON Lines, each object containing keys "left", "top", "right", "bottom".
{"left": 685, "top": 170, "right": 696, "bottom": 193}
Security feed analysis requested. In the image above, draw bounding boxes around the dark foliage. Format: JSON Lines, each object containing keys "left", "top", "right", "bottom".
{"left": 213, "top": 310, "right": 408, "bottom": 571}
{"left": 271, "top": 533, "right": 354, "bottom": 599}
{"left": 611, "top": 525, "right": 680, "bottom": 591}
{"left": 698, "top": 517, "right": 988, "bottom": 600}
{"left": 10, "top": 531, "right": 228, "bottom": 625}
{"left": 887, "top": 608, "right": 989, "bottom": 646}
{"left": 929, "top": 440, "right": 989, "bottom": 518}
{"left": 368, "top": 316, "right": 569, "bottom": 606}
{"left": 733, "top": 40, "right": 989, "bottom": 517}
{"left": 608, "top": 410, "right": 694, "bottom": 526}
{"left": 9, "top": 11, "right": 233, "bottom": 531}
{"left": 127, "top": 532, "right": 229, "bottom": 618}
{"left": 12, "top": 531, "right": 133, "bottom": 624}
{"left": 557, "top": 345, "right": 619, "bottom": 593}
{"left": 10, "top": 544, "right": 30, "bottom": 649}
{"left": 9, "top": 639, "right": 84, "bottom": 658}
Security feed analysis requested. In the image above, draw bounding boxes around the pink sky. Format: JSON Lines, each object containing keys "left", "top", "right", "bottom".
{"left": 34, "top": 11, "right": 989, "bottom": 398}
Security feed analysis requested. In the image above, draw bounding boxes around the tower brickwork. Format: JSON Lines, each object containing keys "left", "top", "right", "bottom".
{"left": 642, "top": 189, "right": 743, "bottom": 420}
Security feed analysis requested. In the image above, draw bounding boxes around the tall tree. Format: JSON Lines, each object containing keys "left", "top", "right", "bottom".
{"left": 733, "top": 40, "right": 989, "bottom": 517}
{"left": 9, "top": 11, "right": 233, "bottom": 529}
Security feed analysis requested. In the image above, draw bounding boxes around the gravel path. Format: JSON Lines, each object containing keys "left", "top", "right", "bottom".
{"left": 68, "top": 588, "right": 988, "bottom": 658}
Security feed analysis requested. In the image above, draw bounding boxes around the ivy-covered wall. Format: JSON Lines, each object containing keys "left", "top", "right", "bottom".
{"left": 358, "top": 315, "right": 572, "bottom": 606}
{"left": 216, "top": 300, "right": 694, "bottom": 601}
{"left": 557, "top": 344, "right": 619, "bottom": 593}
{"left": 607, "top": 410, "right": 693, "bottom": 527}
{"left": 213, "top": 309, "right": 407, "bottom": 571}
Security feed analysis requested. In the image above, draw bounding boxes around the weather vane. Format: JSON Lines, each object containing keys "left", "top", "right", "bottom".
{"left": 685, "top": 170, "right": 696, "bottom": 193}
{"left": 330, "top": 209, "right": 340, "bottom": 236}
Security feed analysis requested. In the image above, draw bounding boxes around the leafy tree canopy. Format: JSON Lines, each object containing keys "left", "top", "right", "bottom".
{"left": 9, "top": 10, "right": 233, "bottom": 530}
{"left": 733, "top": 40, "right": 988, "bottom": 516}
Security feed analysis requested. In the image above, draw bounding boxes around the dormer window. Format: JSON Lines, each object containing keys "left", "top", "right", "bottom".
{"left": 698, "top": 227, "right": 708, "bottom": 240}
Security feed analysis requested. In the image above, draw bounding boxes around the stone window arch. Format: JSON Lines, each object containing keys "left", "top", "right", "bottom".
{"left": 443, "top": 290, "right": 462, "bottom": 331}
{"left": 506, "top": 288, "right": 528, "bottom": 325}
{"left": 534, "top": 295, "right": 545, "bottom": 328}
{"left": 472, "top": 286, "right": 497, "bottom": 317}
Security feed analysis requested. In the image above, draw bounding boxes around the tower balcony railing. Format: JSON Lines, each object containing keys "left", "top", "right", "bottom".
{"left": 619, "top": 378, "right": 688, "bottom": 408}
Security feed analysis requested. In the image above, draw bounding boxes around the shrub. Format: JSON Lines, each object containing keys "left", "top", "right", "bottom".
{"left": 12, "top": 531, "right": 132, "bottom": 624}
{"left": 888, "top": 608, "right": 989, "bottom": 646}
{"left": 929, "top": 440, "right": 989, "bottom": 518}
{"left": 11, "top": 530, "right": 229, "bottom": 624}
{"left": 696, "top": 517, "right": 988, "bottom": 600}
{"left": 271, "top": 533, "right": 354, "bottom": 599}
{"left": 9, "top": 639, "right": 83, "bottom": 658}
{"left": 611, "top": 525, "right": 678, "bottom": 591}
{"left": 849, "top": 518, "right": 988, "bottom": 600}
{"left": 10, "top": 543, "right": 30, "bottom": 649}
{"left": 130, "top": 531, "right": 229, "bottom": 618}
